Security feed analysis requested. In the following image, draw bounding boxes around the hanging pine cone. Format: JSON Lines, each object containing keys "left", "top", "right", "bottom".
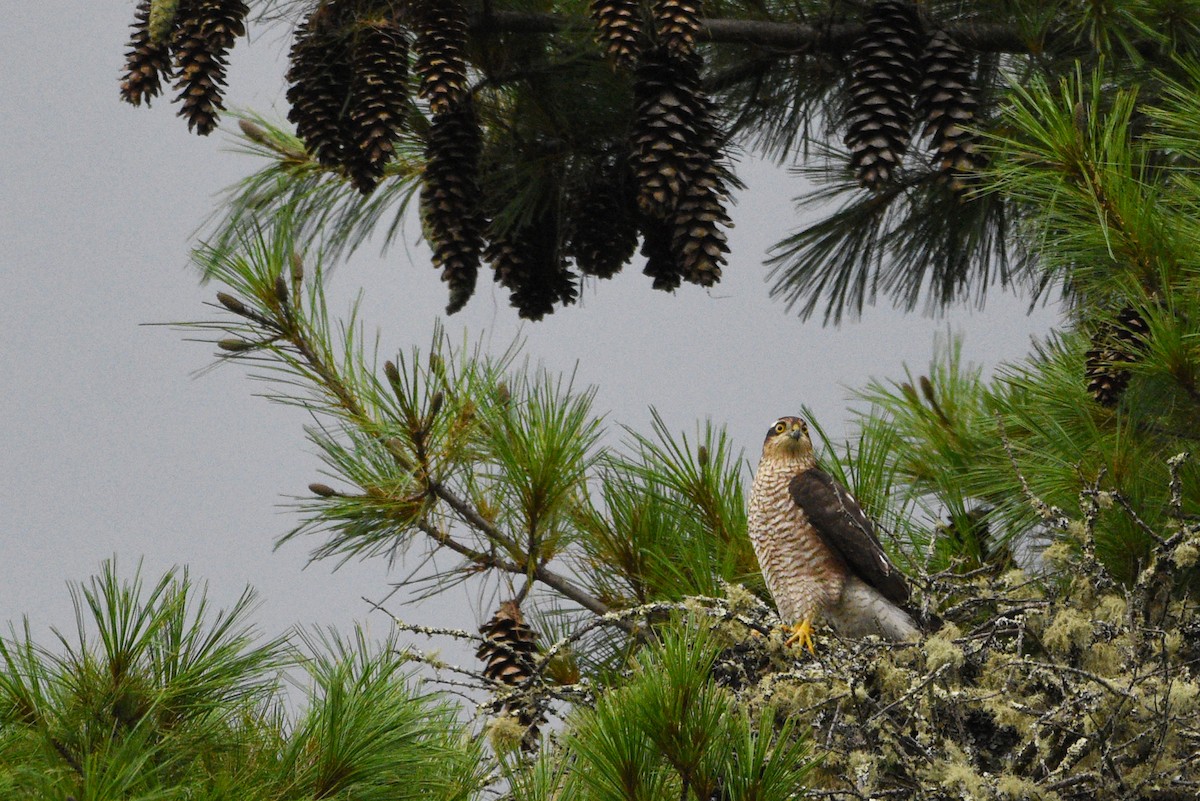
{"left": 843, "top": 1, "right": 924, "bottom": 189}
{"left": 589, "top": 0, "right": 645, "bottom": 69}
{"left": 286, "top": 3, "right": 353, "bottom": 167}
{"left": 1085, "top": 307, "right": 1150, "bottom": 407}
{"left": 916, "top": 30, "right": 982, "bottom": 193}
{"left": 640, "top": 216, "right": 683, "bottom": 290}
{"left": 653, "top": 0, "right": 703, "bottom": 57}
{"left": 169, "top": 0, "right": 249, "bottom": 135}
{"left": 421, "top": 104, "right": 485, "bottom": 314}
{"left": 630, "top": 46, "right": 707, "bottom": 218}
{"left": 486, "top": 215, "right": 579, "bottom": 321}
{"left": 196, "top": 0, "right": 249, "bottom": 51}
{"left": 120, "top": 0, "right": 173, "bottom": 107}
{"left": 567, "top": 160, "right": 639, "bottom": 279}
{"left": 671, "top": 162, "right": 729, "bottom": 286}
{"left": 414, "top": 0, "right": 469, "bottom": 114}
{"left": 476, "top": 600, "right": 546, "bottom": 751}
{"left": 346, "top": 19, "right": 410, "bottom": 194}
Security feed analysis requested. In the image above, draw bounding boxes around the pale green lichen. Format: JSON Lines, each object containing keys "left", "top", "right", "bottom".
{"left": 1094, "top": 593, "right": 1126, "bottom": 624}
{"left": 1041, "top": 540, "right": 1075, "bottom": 570}
{"left": 1167, "top": 680, "right": 1199, "bottom": 715}
{"left": 924, "top": 629, "right": 965, "bottom": 673}
{"left": 1043, "top": 608, "right": 1094, "bottom": 656}
{"left": 485, "top": 714, "right": 527, "bottom": 755}
{"left": 1172, "top": 540, "right": 1199, "bottom": 569}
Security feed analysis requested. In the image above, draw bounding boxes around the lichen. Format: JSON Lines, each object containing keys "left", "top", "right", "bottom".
{"left": 1043, "top": 608, "right": 1094, "bottom": 656}
{"left": 1172, "top": 540, "right": 1199, "bottom": 569}
{"left": 924, "top": 628, "right": 965, "bottom": 673}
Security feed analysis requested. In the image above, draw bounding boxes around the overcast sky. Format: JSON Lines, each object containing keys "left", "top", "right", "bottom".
{"left": 1, "top": 4, "right": 1059, "bottom": 648}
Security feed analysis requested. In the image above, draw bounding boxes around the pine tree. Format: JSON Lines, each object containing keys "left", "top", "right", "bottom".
{"left": 111, "top": 8, "right": 1200, "bottom": 798}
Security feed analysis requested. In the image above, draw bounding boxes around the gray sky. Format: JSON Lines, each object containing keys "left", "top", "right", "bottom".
{"left": 1, "top": 4, "right": 1058, "bottom": 646}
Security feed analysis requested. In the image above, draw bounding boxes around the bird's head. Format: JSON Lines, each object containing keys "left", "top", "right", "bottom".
{"left": 761, "top": 416, "right": 814, "bottom": 462}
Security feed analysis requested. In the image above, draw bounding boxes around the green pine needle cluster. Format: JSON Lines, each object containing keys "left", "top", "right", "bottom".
{"left": 509, "top": 626, "right": 814, "bottom": 801}
{"left": 0, "top": 561, "right": 481, "bottom": 801}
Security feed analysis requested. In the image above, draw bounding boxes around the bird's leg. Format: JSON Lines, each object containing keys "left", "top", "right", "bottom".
{"left": 782, "top": 617, "right": 816, "bottom": 655}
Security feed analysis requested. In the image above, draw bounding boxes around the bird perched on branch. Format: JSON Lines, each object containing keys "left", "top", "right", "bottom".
{"left": 748, "top": 416, "right": 921, "bottom": 652}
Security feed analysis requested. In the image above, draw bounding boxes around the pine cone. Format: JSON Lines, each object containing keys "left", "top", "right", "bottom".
{"left": 169, "top": 0, "right": 249, "bottom": 135}
{"left": 653, "top": 0, "right": 703, "bottom": 57}
{"left": 477, "top": 601, "right": 546, "bottom": 750}
{"left": 916, "top": 29, "right": 982, "bottom": 193}
{"left": 196, "top": 0, "right": 249, "bottom": 51}
{"left": 286, "top": 3, "right": 353, "bottom": 167}
{"left": 671, "top": 160, "right": 729, "bottom": 286}
{"left": 630, "top": 46, "right": 707, "bottom": 218}
{"left": 346, "top": 20, "right": 410, "bottom": 194}
{"left": 640, "top": 215, "right": 683, "bottom": 290}
{"left": 589, "top": 0, "right": 644, "bottom": 69}
{"left": 421, "top": 104, "right": 484, "bottom": 314}
{"left": 843, "top": 1, "right": 925, "bottom": 189}
{"left": 120, "top": 0, "right": 173, "bottom": 106}
{"left": 414, "top": 1, "right": 469, "bottom": 114}
{"left": 1085, "top": 307, "right": 1150, "bottom": 406}
{"left": 486, "top": 216, "right": 579, "bottom": 321}
{"left": 567, "top": 159, "right": 639, "bottom": 279}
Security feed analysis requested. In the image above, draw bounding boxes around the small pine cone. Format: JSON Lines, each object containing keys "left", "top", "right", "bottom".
{"left": 286, "top": 4, "right": 353, "bottom": 167}
{"left": 477, "top": 601, "right": 546, "bottom": 750}
{"left": 630, "top": 46, "right": 706, "bottom": 218}
{"left": 346, "top": 20, "right": 410, "bottom": 194}
{"left": 567, "top": 160, "right": 639, "bottom": 279}
{"left": 916, "top": 30, "right": 982, "bottom": 193}
{"left": 843, "top": 1, "right": 925, "bottom": 189}
{"left": 640, "top": 216, "right": 683, "bottom": 290}
{"left": 421, "top": 104, "right": 485, "bottom": 314}
{"left": 653, "top": 0, "right": 703, "bottom": 57}
{"left": 120, "top": 1, "right": 173, "bottom": 106}
{"left": 1084, "top": 307, "right": 1150, "bottom": 406}
{"left": 486, "top": 217, "right": 579, "bottom": 320}
{"left": 148, "top": 0, "right": 181, "bottom": 45}
{"left": 589, "top": 0, "right": 644, "bottom": 69}
{"left": 414, "top": 1, "right": 469, "bottom": 114}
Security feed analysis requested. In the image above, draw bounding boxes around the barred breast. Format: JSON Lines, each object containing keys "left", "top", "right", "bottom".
{"left": 747, "top": 457, "right": 846, "bottom": 625}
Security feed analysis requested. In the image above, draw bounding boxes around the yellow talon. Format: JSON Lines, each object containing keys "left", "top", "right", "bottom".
{"left": 783, "top": 618, "right": 817, "bottom": 655}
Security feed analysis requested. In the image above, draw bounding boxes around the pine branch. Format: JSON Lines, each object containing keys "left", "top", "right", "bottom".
{"left": 208, "top": 263, "right": 612, "bottom": 619}
{"left": 472, "top": 11, "right": 1032, "bottom": 55}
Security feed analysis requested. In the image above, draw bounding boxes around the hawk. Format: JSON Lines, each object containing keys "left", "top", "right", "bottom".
{"left": 748, "top": 416, "right": 920, "bottom": 652}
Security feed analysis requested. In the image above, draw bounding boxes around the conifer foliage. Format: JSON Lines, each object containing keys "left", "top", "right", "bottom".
{"left": 148, "top": 0, "right": 1200, "bottom": 324}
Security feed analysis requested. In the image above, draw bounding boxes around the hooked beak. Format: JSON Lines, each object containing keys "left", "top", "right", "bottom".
{"left": 789, "top": 427, "right": 803, "bottom": 441}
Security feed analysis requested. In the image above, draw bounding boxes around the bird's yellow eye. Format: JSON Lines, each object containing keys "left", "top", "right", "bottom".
{"left": 773, "top": 422, "right": 788, "bottom": 434}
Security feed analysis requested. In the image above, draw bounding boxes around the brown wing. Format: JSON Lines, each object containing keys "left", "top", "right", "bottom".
{"left": 789, "top": 468, "right": 911, "bottom": 606}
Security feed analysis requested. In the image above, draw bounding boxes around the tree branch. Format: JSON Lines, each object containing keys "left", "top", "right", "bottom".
{"left": 473, "top": 11, "right": 1033, "bottom": 55}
